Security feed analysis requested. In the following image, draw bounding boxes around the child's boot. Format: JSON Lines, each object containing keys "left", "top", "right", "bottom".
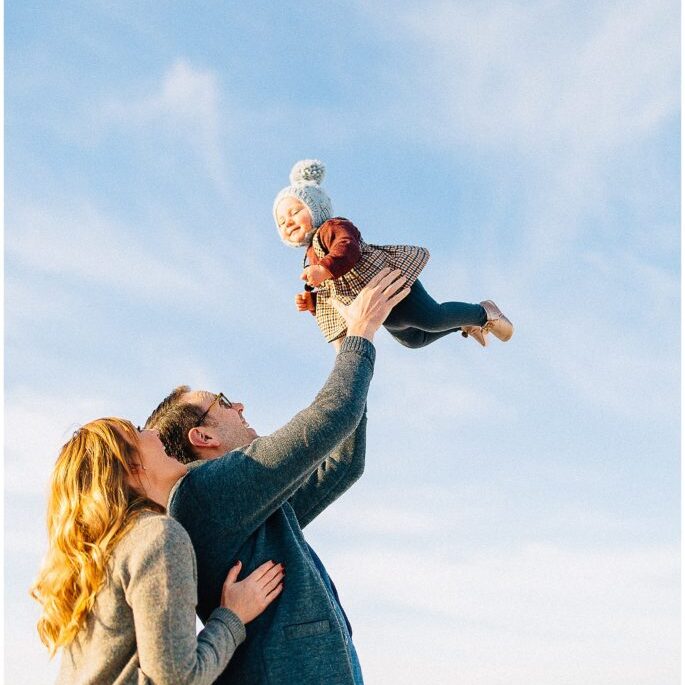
{"left": 461, "top": 301, "right": 513, "bottom": 346}
{"left": 461, "top": 326, "right": 488, "bottom": 346}
{"left": 480, "top": 300, "right": 514, "bottom": 342}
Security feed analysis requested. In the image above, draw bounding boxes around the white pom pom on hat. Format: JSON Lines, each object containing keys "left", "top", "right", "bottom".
{"left": 273, "top": 158, "right": 333, "bottom": 246}
{"left": 289, "top": 159, "right": 326, "bottom": 185}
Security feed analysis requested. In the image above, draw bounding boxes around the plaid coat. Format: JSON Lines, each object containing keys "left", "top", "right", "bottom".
{"left": 308, "top": 223, "right": 430, "bottom": 342}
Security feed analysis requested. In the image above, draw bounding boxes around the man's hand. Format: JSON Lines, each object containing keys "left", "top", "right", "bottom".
{"left": 300, "top": 264, "right": 333, "bottom": 288}
{"left": 295, "top": 291, "right": 316, "bottom": 313}
{"left": 330, "top": 268, "right": 410, "bottom": 342}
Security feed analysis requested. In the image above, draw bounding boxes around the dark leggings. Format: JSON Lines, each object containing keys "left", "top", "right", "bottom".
{"left": 383, "top": 279, "right": 487, "bottom": 349}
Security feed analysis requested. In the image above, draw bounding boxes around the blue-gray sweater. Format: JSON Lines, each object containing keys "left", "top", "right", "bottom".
{"left": 167, "top": 336, "right": 375, "bottom": 684}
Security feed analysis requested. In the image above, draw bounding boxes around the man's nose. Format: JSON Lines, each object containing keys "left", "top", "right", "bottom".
{"left": 232, "top": 401, "right": 244, "bottom": 412}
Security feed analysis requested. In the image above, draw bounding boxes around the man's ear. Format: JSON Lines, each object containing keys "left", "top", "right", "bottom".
{"left": 187, "top": 426, "right": 221, "bottom": 449}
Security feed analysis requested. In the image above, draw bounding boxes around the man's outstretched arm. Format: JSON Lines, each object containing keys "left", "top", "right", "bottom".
{"left": 287, "top": 408, "right": 367, "bottom": 529}
{"left": 192, "top": 269, "right": 409, "bottom": 536}
{"left": 198, "top": 337, "right": 373, "bottom": 535}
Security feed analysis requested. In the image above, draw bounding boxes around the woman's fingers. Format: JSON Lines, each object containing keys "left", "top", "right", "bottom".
{"left": 225, "top": 560, "right": 242, "bottom": 584}
{"left": 251, "top": 560, "right": 279, "bottom": 582}
{"left": 261, "top": 568, "right": 285, "bottom": 593}
{"left": 264, "top": 581, "right": 284, "bottom": 602}
{"left": 258, "top": 563, "right": 285, "bottom": 588}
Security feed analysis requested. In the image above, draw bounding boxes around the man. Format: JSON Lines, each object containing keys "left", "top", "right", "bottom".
{"left": 145, "top": 269, "right": 408, "bottom": 685}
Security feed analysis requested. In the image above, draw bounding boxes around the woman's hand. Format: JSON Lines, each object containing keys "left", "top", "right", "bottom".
{"left": 220, "top": 560, "right": 284, "bottom": 624}
{"left": 330, "top": 268, "right": 410, "bottom": 342}
{"left": 300, "top": 264, "right": 332, "bottom": 288}
{"left": 295, "top": 291, "right": 316, "bottom": 313}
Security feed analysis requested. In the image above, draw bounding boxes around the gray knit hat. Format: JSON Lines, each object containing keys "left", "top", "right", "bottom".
{"left": 273, "top": 159, "right": 333, "bottom": 247}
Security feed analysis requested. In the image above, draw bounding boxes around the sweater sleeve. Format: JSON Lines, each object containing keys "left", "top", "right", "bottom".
{"left": 316, "top": 219, "right": 363, "bottom": 278}
{"left": 125, "top": 517, "right": 246, "bottom": 685}
{"left": 193, "top": 336, "right": 375, "bottom": 536}
{"left": 288, "top": 408, "right": 367, "bottom": 529}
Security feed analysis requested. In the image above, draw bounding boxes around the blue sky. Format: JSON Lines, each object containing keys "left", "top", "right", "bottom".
{"left": 4, "top": 2, "right": 680, "bottom": 683}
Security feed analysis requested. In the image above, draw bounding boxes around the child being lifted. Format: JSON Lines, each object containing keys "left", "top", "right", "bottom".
{"left": 273, "top": 159, "right": 513, "bottom": 352}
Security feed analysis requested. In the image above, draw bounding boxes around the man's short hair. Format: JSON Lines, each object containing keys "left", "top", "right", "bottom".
{"left": 145, "top": 385, "right": 205, "bottom": 465}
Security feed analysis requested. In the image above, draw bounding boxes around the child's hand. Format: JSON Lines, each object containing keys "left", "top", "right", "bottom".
{"left": 300, "top": 264, "right": 333, "bottom": 287}
{"left": 295, "top": 292, "right": 316, "bottom": 313}
{"left": 220, "top": 560, "right": 284, "bottom": 625}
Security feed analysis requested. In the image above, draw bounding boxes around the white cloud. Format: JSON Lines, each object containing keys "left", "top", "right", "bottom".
{"left": 6, "top": 490, "right": 60, "bottom": 684}
{"left": 5, "top": 200, "right": 206, "bottom": 300}
{"left": 4, "top": 596, "right": 61, "bottom": 685}
{"left": 519, "top": 287, "right": 679, "bottom": 421}
{"left": 98, "top": 59, "right": 232, "bottom": 193}
{"left": 4, "top": 274, "right": 77, "bottom": 323}
{"left": 368, "top": 0, "right": 678, "bottom": 152}
{"left": 355, "top": 0, "right": 678, "bottom": 270}
{"left": 4, "top": 391, "right": 112, "bottom": 495}
{"left": 321, "top": 502, "right": 443, "bottom": 537}
{"left": 582, "top": 249, "right": 680, "bottom": 317}
{"left": 371, "top": 338, "right": 512, "bottom": 427}
{"left": 329, "top": 541, "right": 678, "bottom": 685}
{"left": 3, "top": 197, "right": 286, "bottom": 318}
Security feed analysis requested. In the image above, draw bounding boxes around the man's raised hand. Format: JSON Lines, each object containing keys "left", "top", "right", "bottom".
{"left": 330, "top": 268, "right": 410, "bottom": 342}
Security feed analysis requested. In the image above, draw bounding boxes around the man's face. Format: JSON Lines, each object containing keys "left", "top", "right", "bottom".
{"left": 185, "top": 390, "right": 258, "bottom": 455}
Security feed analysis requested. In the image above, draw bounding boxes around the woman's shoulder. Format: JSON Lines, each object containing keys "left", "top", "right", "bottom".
{"left": 117, "top": 513, "right": 191, "bottom": 559}
{"left": 133, "top": 511, "right": 187, "bottom": 532}
{"left": 110, "top": 514, "right": 196, "bottom": 596}
{"left": 132, "top": 512, "right": 190, "bottom": 542}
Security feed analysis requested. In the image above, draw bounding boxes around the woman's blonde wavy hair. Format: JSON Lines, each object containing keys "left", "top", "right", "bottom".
{"left": 30, "top": 417, "right": 163, "bottom": 656}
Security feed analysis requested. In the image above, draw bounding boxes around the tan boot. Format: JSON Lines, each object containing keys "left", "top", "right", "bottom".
{"left": 461, "top": 326, "right": 488, "bottom": 347}
{"left": 480, "top": 300, "right": 514, "bottom": 341}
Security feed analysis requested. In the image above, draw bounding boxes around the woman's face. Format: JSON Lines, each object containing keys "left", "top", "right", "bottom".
{"left": 129, "top": 427, "right": 187, "bottom": 484}
{"left": 276, "top": 196, "right": 313, "bottom": 245}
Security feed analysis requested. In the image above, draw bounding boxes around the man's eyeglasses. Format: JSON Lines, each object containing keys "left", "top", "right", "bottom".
{"left": 196, "top": 392, "right": 233, "bottom": 427}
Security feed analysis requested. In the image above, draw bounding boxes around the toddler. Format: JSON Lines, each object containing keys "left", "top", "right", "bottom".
{"left": 273, "top": 159, "right": 513, "bottom": 351}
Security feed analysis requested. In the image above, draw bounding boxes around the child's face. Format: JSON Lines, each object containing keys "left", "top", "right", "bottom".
{"left": 276, "top": 197, "right": 313, "bottom": 246}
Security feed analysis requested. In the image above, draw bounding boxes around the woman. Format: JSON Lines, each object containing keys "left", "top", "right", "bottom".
{"left": 31, "top": 418, "right": 284, "bottom": 684}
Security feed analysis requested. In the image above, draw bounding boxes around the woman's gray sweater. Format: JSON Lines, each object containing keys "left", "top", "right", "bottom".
{"left": 56, "top": 513, "right": 246, "bottom": 684}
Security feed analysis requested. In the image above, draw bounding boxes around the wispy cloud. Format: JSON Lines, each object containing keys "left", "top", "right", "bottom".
{"left": 328, "top": 541, "right": 678, "bottom": 684}
{"left": 372, "top": 345, "right": 510, "bottom": 426}
{"left": 306, "top": 483, "right": 679, "bottom": 684}
{"left": 97, "top": 59, "right": 232, "bottom": 194}
{"left": 355, "top": 0, "right": 679, "bottom": 270}
{"left": 4, "top": 196, "right": 287, "bottom": 317}
{"left": 4, "top": 392, "right": 112, "bottom": 495}
{"left": 363, "top": 0, "right": 678, "bottom": 152}
{"left": 515, "top": 269, "right": 679, "bottom": 421}
{"left": 5, "top": 4, "right": 677, "bottom": 684}
{"left": 6, "top": 200, "right": 205, "bottom": 300}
